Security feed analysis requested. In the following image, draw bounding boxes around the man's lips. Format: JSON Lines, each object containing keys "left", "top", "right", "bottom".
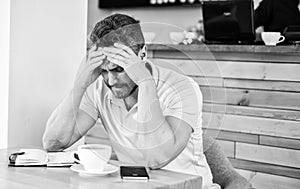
{"left": 111, "top": 85, "right": 125, "bottom": 89}
{"left": 104, "top": 81, "right": 125, "bottom": 89}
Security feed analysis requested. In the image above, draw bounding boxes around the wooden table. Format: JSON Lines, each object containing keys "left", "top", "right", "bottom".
{"left": 0, "top": 149, "right": 202, "bottom": 189}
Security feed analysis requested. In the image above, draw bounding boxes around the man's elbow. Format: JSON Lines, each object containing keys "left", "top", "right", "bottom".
{"left": 147, "top": 158, "right": 168, "bottom": 170}
{"left": 146, "top": 149, "right": 176, "bottom": 169}
{"left": 42, "top": 138, "right": 64, "bottom": 152}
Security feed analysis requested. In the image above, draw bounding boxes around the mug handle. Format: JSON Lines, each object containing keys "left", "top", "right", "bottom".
{"left": 277, "top": 35, "right": 285, "bottom": 44}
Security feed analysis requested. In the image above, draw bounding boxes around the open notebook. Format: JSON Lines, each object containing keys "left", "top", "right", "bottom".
{"left": 9, "top": 149, "right": 75, "bottom": 167}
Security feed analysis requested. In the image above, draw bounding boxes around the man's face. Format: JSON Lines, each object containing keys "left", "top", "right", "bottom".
{"left": 100, "top": 59, "right": 136, "bottom": 99}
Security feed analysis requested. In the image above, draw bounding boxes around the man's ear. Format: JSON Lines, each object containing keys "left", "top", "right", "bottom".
{"left": 139, "top": 45, "right": 147, "bottom": 60}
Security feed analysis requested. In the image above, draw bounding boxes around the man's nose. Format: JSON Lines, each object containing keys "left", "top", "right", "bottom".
{"left": 108, "top": 71, "right": 118, "bottom": 86}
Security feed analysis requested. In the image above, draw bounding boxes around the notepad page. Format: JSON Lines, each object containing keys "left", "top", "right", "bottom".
{"left": 47, "top": 151, "right": 74, "bottom": 164}
{"left": 17, "top": 149, "right": 47, "bottom": 164}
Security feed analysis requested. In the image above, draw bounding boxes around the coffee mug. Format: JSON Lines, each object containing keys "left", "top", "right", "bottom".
{"left": 76, "top": 144, "right": 112, "bottom": 172}
{"left": 261, "top": 32, "right": 285, "bottom": 46}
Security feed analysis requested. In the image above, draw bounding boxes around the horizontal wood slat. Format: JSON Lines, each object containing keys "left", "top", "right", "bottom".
{"left": 224, "top": 79, "right": 300, "bottom": 92}
{"left": 191, "top": 76, "right": 300, "bottom": 92}
{"left": 237, "top": 169, "right": 300, "bottom": 189}
{"left": 232, "top": 159, "right": 300, "bottom": 179}
{"left": 201, "top": 86, "right": 300, "bottom": 110}
{"left": 216, "top": 140, "right": 235, "bottom": 158}
{"left": 191, "top": 76, "right": 224, "bottom": 87}
{"left": 203, "top": 103, "right": 300, "bottom": 121}
{"left": 259, "top": 135, "right": 300, "bottom": 150}
{"left": 202, "top": 112, "right": 300, "bottom": 139}
{"left": 203, "top": 128, "right": 258, "bottom": 144}
{"left": 235, "top": 143, "right": 300, "bottom": 168}
{"left": 151, "top": 58, "right": 300, "bottom": 81}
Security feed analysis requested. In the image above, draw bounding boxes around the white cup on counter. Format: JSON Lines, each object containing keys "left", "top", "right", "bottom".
{"left": 261, "top": 32, "right": 285, "bottom": 46}
{"left": 75, "top": 144, "right": 112, "bottom": 173}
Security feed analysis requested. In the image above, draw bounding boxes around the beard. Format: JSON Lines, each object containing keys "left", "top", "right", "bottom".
{"left": 111, "top": 87, "right": 130, "bottom": 99}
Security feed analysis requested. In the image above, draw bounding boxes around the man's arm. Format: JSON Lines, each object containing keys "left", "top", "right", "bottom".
{"left": 43, "top": 45, "right": 104, "bottom": 151}
{"left": 203, "top": 134, "right": 252, "bottom": 189}
{"left": 42, "top": 90, "right": 96, "bottom": 151}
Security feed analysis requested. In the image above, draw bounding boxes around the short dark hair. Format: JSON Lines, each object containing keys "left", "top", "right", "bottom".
{"left": 89, "top": 14, "right": 145, "bottom": 54}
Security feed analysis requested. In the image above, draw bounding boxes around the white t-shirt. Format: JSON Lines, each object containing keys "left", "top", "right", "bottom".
{"left": 80, "top": 62, "right": 220, "bottom": 189}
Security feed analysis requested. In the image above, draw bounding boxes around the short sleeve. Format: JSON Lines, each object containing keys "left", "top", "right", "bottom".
{"left": 162, "top": 77, "right": 203, "bottom": 132}
{"left": 80, "top": 83, "right": 99, "bottom": 120}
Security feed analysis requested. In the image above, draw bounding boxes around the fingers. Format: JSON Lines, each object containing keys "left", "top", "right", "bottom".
{"left": 88, "top": 48, "right": 105, "bottom": 62}
{"left": 90, "top": 60, "right": 104, "bottom": 70}
{"left": 88, "top": 45, "right": 97, "bottom": 53}
{"left": 103, "top": 46, "right": 130, "bottom": 58}
{"left": 86, "top": 45, "right": 98, "bottom": 59}
{"left": 102, "top": 51, "right": 129, "bottom": 64}
{"left": 89, "top": 55, "right": 106, "bottom": 65}
{"left": 106, "top": 56, "right": 126, "bottom": 68}
{"left": 114, "top": 43, "right": 136, "bottom": 56}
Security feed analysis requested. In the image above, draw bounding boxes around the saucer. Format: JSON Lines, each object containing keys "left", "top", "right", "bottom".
{"left": 70, "top": 164, "right": 119, "bottom": 176}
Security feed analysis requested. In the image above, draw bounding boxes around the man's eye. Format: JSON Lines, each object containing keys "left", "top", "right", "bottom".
{"left": 110, "top": 66, "right": 124, "bottom": 73}
{"left": 115, "top": 67, "right": 124, "bottom": 73}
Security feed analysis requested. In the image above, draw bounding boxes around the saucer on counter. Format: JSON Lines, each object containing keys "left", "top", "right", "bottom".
{"left": 70, "top": 164, "right": 119, "bottom": 176}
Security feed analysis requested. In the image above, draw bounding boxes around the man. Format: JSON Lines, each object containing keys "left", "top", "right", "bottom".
{"left": 43, "top": 14, "right": 250, "bottom": 189}
{"left": 255, "top": 0, "right": 300, "bottom": 32}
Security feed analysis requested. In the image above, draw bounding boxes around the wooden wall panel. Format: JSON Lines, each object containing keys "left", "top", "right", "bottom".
{"left": 203, "top": 128, "right": 258, "bottom": 144}
{"left": 191, "top": 76, "right": 300, "bottom": 93}
{"left": 259, "top": 135, "right": 300, "bottom": 150}
{"left": 215, "top": 139, "right": 235, "bottom": 158}
{"left": 202, "top": 112, "right": 300, "bottom": 139}
{"left": 224, "top": 79, "right": 300, "bottom": 92}
{"left": 236, "top": 169, "right": 300, "bottom": 189}
{"left": 251, "top": 172, "right": 300, "bottom": 189}
{"left": 150, "top": 47, "right": 300, "bottom": 182}
{"left": 151, "top": 58, "right": 300, "bottom": 81}
{"left": 191, "top": 76, "right": 223, "bottom": 87}
{"left": 201, "top": 87, "right": 300, "bottom": 110}
{"left": 203, "top": 103, "right": 300, "bottom": 121}
{"left": 235, "top": 143, "right": 300, "bottom": 168}
{"left": 233, "top": 159, "right": 300, "bottom": 179}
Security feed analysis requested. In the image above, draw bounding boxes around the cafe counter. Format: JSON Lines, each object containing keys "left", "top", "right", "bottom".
{"left": 147, "top": 43, "right": 300, "bottom": 188}
{"left": 147, "top": 43, "right": 300, "bottom": 62}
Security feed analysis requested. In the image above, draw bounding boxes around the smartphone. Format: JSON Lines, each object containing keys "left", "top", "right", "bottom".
{"left": 120, "top": 166, "right": 149, "bottom": 182}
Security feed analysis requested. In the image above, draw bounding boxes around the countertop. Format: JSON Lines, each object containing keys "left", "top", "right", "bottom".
{"left": 147, "top": 44, "right": 300, "bottom": 54}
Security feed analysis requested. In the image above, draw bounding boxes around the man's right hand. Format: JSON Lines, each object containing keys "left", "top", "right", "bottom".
{"left": 74, "top": 45, "right": 106, "bottom": 92}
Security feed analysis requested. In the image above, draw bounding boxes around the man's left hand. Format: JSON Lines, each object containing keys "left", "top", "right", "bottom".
{"left": 102, "top": 43, "right": 152, "bottom": 84}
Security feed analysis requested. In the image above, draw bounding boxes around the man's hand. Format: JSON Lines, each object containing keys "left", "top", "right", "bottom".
{"left": 102, "top": 43, "right": 152, "bottom": 85}
{"left": 74, "top": 45, "right": 106, "bottom": 91}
